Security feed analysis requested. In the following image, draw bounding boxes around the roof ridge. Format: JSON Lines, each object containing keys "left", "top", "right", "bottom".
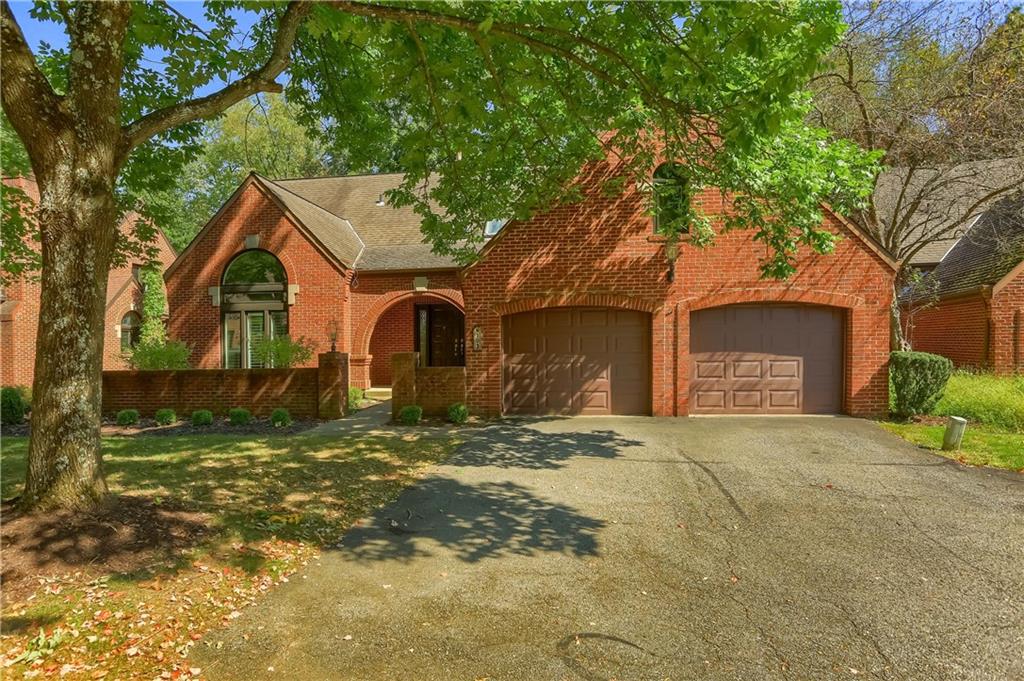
{"left": 272, "top": 170, "right": 407, "bottom": 182}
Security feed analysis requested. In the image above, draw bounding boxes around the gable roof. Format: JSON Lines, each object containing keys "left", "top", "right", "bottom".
{"left": 875, "top": 159, "right": 1023, "bottom": 266}
{"left": 271, "top": 173, "right": 459, "bottom": 271}
{"left": 923, "top": 192, "right": 1024, "bottom": 299}
{"left": 255, "top": 175, "right": 364, "bottom": 267}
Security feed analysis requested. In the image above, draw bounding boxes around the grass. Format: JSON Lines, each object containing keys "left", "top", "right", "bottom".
{"left": 0, "top": 430, "right": 457, "bottom": 679}
{"left": 881, "top": 422, "right": 1024, "bottom": 471}
{"left": 932, "top": 371, "right": 1024, "bottom": 431}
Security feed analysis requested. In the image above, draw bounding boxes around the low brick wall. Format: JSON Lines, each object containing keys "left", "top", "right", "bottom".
{"left": 102, "top": 352, "right": 349, "bottom": 419}
{"left": 392, "top": 352, "right": 467, "bottom": 418}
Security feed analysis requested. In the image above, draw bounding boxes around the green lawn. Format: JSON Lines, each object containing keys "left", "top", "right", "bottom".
{"left": 932, "top": 371, "right": 1024, "bottom": 431}
{"left": 0, "top": 430, "right": 457, "bottom": 679}
{"left": 881, "top": 422, "right": 1024, "bottom": 471}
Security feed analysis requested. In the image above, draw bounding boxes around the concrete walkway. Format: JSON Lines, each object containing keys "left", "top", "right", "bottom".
{"left": 194, "top": 416, "right": 1023, "bottom": 680}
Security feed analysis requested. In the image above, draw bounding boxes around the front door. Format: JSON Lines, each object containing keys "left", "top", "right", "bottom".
{"left": 415, "top": 304, "right": 465, "bottom": 367}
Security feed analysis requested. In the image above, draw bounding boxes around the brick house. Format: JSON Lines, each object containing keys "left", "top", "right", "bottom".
{"left": 1, "top": 177, "right": 178, "bottom": 387}
{"left": 904, "top": 193, "right": 1024, "bottom": 373}
{"left": 166, "top": 155, "right": 896, "bottom": 417}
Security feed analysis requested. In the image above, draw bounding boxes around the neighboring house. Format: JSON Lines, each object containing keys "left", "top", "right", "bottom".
{"left": 166, "top": 150, "right": 896, "bottom": 417}
{"left": 0, "top": 176, "right": 178, "bottom": 387}
{"left": 903, "top": 193, "right": 1024, "bottom": 373}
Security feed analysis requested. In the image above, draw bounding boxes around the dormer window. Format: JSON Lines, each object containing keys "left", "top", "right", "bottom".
{"left": 653, "top": 163, "right": 689, "bottom": 235}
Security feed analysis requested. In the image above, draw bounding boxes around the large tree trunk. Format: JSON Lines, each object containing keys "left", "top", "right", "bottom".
{"left": 20, "top": 170, "right": 119, "bottom": 511}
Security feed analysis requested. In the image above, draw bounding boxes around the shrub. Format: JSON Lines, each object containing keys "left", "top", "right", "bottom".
{"left": 398, "top": 405, "right": 423, "bottom": 425}
{"left": 1, "top": 386, "right": 27, "bottom": 425}
{"left": 126, "top": 340, "right": 191, "bottom": 370}
{"left": 348, "top": 386, "right": 365, "bottom": 408}
{"left": 116, "top": 409, "right": 140, "bottom": 426}
{"left": 250, "top": 335, "right": 313, "bottom": 368}
{"left": 154, "top": 408, "right": 177, "bottom": 425}
{"left": 889, "top": 351, "right": 953, "bottom": 418}
{"left": 229, "top": 407, "right": 252, "bottom": 426}
{"left": 270, "top": 408, "right": 292, "bottom": 428}
{"left": 447, "top": 402, "right": 469, "bottom": 425}
{"left": 191, "top": 409, "right": 214, "bottom": 427}
{"left": 933, "top": 372, "right": 1024, "bottom": 431}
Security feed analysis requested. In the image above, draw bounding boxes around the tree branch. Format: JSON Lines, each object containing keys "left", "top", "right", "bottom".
{"left": 120, "top": 1, "right": 310, "bottom": 153}
{"left": 0, "top": 1, "right": 67, "bottom": 163}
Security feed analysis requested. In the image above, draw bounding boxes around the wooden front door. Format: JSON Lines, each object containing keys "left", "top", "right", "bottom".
{"left": 415, "top": 304, "right": 465, "bottom": 367}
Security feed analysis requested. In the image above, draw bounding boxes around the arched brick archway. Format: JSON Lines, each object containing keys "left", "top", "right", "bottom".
{"left": 684, "top": 287, "right": 862, "bottom": 312}
{"left": 353, "top": 289, "right": 465, "bottom": 357}
{"left": 492, "top": 292, "right": 661, "bottom": 317}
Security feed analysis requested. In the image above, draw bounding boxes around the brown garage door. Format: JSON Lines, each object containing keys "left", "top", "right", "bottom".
{"left": 689, "top": 305, "right": 844, "bottom": 414}
{"left": 503, "top": 307, "right": 650, "bottom": 415}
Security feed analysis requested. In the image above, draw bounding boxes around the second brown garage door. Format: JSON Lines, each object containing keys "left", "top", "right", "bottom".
{"left": 689, "top": 304, "right": 844, "bottom": 414}
{"left": 503, "top": 307, "right": 650, "bottom": 415}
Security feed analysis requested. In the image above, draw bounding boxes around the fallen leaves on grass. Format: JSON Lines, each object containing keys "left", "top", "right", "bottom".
{"left": 1, "top": 540, "right": 316, "bottom": 680}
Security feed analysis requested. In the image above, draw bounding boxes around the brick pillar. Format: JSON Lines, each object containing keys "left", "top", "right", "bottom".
{"left": 349, "top": 354, "right": 372, "bottom": 390}
{"left": 317, "top": 352, "right": 349, "bottom": 419}
{"left": 392, "top": 352, "right": 418, "bottom": 420}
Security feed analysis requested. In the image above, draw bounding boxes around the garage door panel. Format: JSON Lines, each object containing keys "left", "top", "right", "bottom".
{"left": 503, "top": 307, "right": 650, "bottom": 415}
{"left": 690, "top": 305, "right": 843, "bottom": 415}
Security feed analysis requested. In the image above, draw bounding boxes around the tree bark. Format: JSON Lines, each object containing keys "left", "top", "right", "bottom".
{"left": 21, "top": 168, "right": 120, "bottom": 510}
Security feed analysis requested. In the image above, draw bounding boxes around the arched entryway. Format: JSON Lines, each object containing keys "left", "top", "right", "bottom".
{"left": 365, "top": 295, "right": 466, "bottom": 388}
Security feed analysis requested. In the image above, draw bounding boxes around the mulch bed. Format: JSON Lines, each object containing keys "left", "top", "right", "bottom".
{"left": 0, "top": 495, "right": 209, "bottom": 606}
{"left": 2, "top": 416, "right": 322, "bottom": 438}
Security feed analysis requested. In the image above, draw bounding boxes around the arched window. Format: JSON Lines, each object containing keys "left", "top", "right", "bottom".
{"left": 653, "top": 162, "right": 690, "bottom": 235}
{"left": 120, "top": 311, "right": 142, "bottom": 351}
{"left": 221, "top": 250, "right": 288, "bottom": 369}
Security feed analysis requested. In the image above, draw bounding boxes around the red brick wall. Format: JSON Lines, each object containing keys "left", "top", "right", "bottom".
{"left": 102, "top": 368, "right": 320, "bottom": 418}
{"left": 907, "top": 295, "right": 991, "bottom": 369}
{"left": 368, "top": 298, "right": 415, "bottom": 386}
{"left": 166, "top": 181, "right": 350, "bottom": 369}
{"left": 391, "top": 352, "right": 466, "bottom": 418}
{"left": 1, "top": 177, "right": 177, "bottom": 387}
{"left": 460, "top": 158, "right": 894, "bottom": 417}
{"left": 992, "top": 267, "right": 1024, "bottom": 374}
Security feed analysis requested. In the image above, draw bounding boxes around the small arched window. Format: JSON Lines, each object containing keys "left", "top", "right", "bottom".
{"left": 120, "top": 311, "right": 142, "bottom": 351}
{"left": 221, "top": 250, "right": 289, "bottom": 369}
{"left": 653, "top": 162, "right": 690, "bottom": 235}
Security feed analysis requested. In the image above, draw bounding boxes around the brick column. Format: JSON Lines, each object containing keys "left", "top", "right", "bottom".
{"left": 349, "top": 354, "right": 372, "bottom": 389}
{"left": 317, "top": 352, "right": 350, "bottom": 419}
{"left": 392, "top": 352, "right": 418, "bottom": 420}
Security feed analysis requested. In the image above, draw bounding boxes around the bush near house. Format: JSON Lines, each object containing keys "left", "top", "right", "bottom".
{"left": 447, "top": 402, "right": 469, "bottom": 425}
{"left": 192, "top": 409, "right": 214, "bottom": 427}
{"left": 229, "top": 408, "right": 252, "bottom": 426}
{"left": 889, "top": 351, "right": 953, "bottom": 418}
{"left": 126, "top": 339, "right": 191, "bottom": 370}
{"left": 398, "top": 405, "right": 423, "bottom": 425}
{"left": 154, "top": 408, "right": 177, "bottom": 425}
{"left": 116, "top": 409, "right": 140, "bottom": 426}
{"left": 348, "top": 386, "right": 365, "bottom": 409}
{"left": 1, "top": 387, "right": 28, "bottom": 425}
{"left": 270, "top": 408, "right": 292, "bottom": 427}
{"left": 250, "top": 335, "right": 314, "bottom": 368}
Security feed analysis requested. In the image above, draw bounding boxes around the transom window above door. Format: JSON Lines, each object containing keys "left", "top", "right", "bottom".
{"left": 221, "top": 250, "right": 288, "bottom": 368}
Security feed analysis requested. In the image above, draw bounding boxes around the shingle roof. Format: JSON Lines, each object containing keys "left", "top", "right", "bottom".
{"left": 256, "top": 176, "right": 365, "bottom": 267}
{"left": 875, "top": 159, "right": 1022, "bottom": 266}
{"left": 271, "top": 174, "right": 460, "bottom": 271}
{"left": 924, "top": 192, "right": 1024, "bottom": 299}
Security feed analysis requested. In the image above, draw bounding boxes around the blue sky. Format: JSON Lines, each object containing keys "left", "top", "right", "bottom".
{"left": 8, "top": 1, "right": 259, "bottom": 98}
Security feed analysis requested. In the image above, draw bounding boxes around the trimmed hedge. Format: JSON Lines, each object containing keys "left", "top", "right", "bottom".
{"left": 229, "top": 407, "right": 252, "bottom": 426}
{"left": 1, "top": 386, "right": 27, "bottom": 425}
{"left": 271, "top": 408, "right": 292, "bottom": 428}
{"left": 154, "top": 408, "right": 177, "bottom": 425}
{"left": 116, "top": 409, "right": 140, "bottom": 426}
{"left": 192, "top": 409, "right": 214, "bottom": 427}
{"left": 398, "top": 405, "right": 423, "bottom": 425}
{"left": 447, "top": 402, "right": 469, "bottom": 425}
{"left": 890, "top": 351, "right": 953, "bottom": 418}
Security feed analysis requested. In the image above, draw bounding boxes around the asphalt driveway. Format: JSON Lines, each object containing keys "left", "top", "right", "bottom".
{"left": 195, "top": 416, "right": 1023, "bottom": 680}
